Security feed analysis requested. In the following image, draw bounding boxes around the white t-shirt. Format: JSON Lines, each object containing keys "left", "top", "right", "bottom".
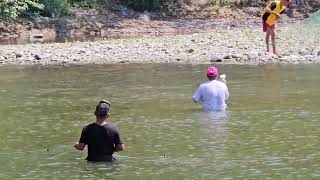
{"left": 193, "top": 80, "right": 229, "bottom": 111}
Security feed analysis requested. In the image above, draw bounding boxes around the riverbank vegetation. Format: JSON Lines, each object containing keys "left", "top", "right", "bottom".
{"left": 1, "top": 0, "right": 318, "bottom": 20}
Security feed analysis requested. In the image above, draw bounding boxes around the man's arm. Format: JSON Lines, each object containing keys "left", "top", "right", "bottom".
{"left": 223, "top": 84, "right": 229, "bottom": 100}
{"left": 225, "top": 90, "right": 229, "bottom": 100}
{"left": 114, "top": 128, "right": 125, "bottom": 152}
{"left": 74, "top": 127, "right": 87, "bottom": 151}
{"left": 115, "top": 144, "right": 125, "bottom": 152}
{"left": 74, "top": 142, "right": 86, "bottom": 151}
{"left": 193, "top": 86, "right": 202, "bottom": 103}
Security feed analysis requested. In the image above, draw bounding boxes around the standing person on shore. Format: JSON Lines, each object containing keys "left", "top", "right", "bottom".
{"left": 193, "top": 66, "right": 229, "bottom": 111}
{"left": 262, "top": 0, "right": 292, "bottom": 54}
{"left": 74, "top": 100, "right": 125, "bottom": 162}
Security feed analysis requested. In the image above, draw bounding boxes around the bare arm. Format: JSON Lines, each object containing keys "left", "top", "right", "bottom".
{"left": 193, "top": 86, "right": 202, "bottom": 103}
{"left": 115, "top": 144, "right": 125, "bottom": 152}
{"left": 74, "top": 142, "right": 86, "bottom": 151}
{"left": 225, "top": 90, "right": 229, "bottom": 100}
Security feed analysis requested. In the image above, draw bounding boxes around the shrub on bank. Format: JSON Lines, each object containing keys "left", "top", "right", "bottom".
{"left": 0, "top": 0, "right": 316, "bottom": 19}
{"left": 0, "top": 0, "right": 43, "bottom": 19}
{"left": 39, "top": 0, "right": 69, "bottom": 18}
{"left": 120, "top": 0, "right": 162, "bottom": 11}
{"left": 68, "top": 0, "right": 106, "bottom": 8}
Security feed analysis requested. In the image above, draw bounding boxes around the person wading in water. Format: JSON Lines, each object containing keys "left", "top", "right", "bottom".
{"left": 193, "top": 66, "right": 229, "bottom": 111}
{"left": 74, "top": 100, "right": 125, "bottom": 162}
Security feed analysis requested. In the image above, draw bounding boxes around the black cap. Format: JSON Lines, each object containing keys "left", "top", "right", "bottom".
{"left": 94, "top": 100, "right": 111, "bottom": 116}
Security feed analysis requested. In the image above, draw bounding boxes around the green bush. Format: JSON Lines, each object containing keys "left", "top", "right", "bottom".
{"left": 40, "top": 0, "right": 69, "bottom": 18}
{"left": 68, "top": 0, "right": 101, "bottom": 8}
{"left": 0, "top": 0, "right": 43, "bottom": 19}
{"left": 122, "top": 0, "right": 162, "bottom": 11}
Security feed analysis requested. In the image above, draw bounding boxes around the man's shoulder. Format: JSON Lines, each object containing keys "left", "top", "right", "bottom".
{"left": 214, "top": 80, "right": 228, "bottom": 89}
{"left": 104, "top": 123, "right": 120, "bottom": 132}
{"left": 199, "top": 81, "right": 211, "bottom": 87}
{"left": 84, "top": 123, "right": 120, "bottom": 133}
{"left": 216, "top": 80, "right": 226, "bottom": 85}
{"left": 199, "top": 80, "right": 226, "bottom": 86}
{"left": 86, "top": 123, "right": 97, "bottom": 128}
{"left": 83, "top": 123, "right": 100, "bottom": 131}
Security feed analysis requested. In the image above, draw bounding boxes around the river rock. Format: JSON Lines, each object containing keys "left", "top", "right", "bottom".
{"left": 34, "top": 54, "right": 42, "bottom": 60}
{"left": 304, "top": 55, "right": 314, "bottom": 60}
{"left": 32, "top": 34, "right": 44, "bottom": 39}
{"left": 231, "top": 54, "right": 242, "bottom": 59}
{"left": 227, "top": 45, "right": 233, "bottom": 48}
{"left": 282, "top": 50, "right": 294, "bottom": 57}
{"left": 78, "top": 49, "right": 87, "bottom": 54}
{"left": 15, "top": 52, "right": 23, "bottom": 58}
{"left": 247, "top": 51, "right": 259, "bottom": 60}
{"left": 187, "top": 49, "right": 194, "bottom": 53}
{"left": 223, "top": 54, "right": 232, "bottom": 59}
{"left": 120, "top": 60, "right": 130, "bottom": 63}
{"left": 210, "top": 54, "right": 222, "bottom": 62}
{"left": 298, "top": 49, "right": 311, "bottom": 56}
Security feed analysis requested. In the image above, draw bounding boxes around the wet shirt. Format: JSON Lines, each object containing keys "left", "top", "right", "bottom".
{"left": 193, "top": 80, "right": 229, "bottom": 111}
{"left": 79, "top": 123, "right": 123, "bottom": 161}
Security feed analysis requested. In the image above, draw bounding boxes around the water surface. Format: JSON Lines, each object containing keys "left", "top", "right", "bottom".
{"left": 0, "top": 64, "right": 319, "bottom": 179}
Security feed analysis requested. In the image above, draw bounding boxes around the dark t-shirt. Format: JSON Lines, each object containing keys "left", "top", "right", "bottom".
{"left": 79, "top": 123, "right": 123, "bottom": 161}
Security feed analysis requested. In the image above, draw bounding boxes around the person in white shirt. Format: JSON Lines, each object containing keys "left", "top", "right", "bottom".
{"left": 193, "top": 66, "right": 229, "bottom": 111}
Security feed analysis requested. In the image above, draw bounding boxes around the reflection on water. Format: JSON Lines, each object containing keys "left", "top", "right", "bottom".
{"left": 0, "top": 64, "right": 320, "bottom": 179}
{"left": 196, "top": 110, "right": 229, "bottom": 121}
{"left": 194, "top": 110, "right": 230, "bottom": 166}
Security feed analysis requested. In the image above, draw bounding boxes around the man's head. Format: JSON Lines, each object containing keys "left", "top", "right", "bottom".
{"left": 94, "top": 100, "right": 111, "bottom": 118}
{"left": 281, "top": 0, "right": 292, "bottom": 6}
{"left": 207, "top": 66, "right": 219, "bottom": 80}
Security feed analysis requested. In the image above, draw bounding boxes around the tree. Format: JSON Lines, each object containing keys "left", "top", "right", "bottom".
{"left": 0, "top": 0, "right": 43, "bottom": 19}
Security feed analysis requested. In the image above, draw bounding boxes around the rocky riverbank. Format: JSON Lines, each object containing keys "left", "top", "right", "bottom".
{"left": 1, "top": 3, "right": 317, "bottom": 44}
{"left": 0, "top": 17, "right": 319, "bottom": 66}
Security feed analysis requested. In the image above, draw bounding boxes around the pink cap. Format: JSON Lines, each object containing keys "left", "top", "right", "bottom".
{"left": 207, "top": 66, "right": 219, "bottom": 77}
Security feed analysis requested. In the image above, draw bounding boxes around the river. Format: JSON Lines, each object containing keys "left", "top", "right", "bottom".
{"left": 0, "top": 64, "right": 319, "bottom": 179}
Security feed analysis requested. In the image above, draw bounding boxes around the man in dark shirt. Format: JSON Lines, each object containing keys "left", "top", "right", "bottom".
{"left": 74, "top": 100, "right": 125, "bottom": 162}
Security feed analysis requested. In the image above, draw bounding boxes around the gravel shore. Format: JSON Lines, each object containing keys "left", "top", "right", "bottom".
{"left": 0, "top": 19, "right": 319, "bottom": 65}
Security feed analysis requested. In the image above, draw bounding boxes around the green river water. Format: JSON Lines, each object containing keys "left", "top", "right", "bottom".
{"left": 0, "top": 64, "right": 319, "bottom": 179}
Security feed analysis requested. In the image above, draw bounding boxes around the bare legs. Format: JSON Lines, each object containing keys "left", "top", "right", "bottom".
{"left": 265, "top": 27, "right": 276, "bottom": 54}
{"left": 266, "top": 28, "right": 270, "bottom": 52}
{"left": 271, "top": 29, "right": 276, "bottom": 54}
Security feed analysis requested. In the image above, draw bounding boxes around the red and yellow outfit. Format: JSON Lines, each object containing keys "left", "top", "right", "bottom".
{"left": 261, "top": 0, "right": 286, "bottom": 32}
